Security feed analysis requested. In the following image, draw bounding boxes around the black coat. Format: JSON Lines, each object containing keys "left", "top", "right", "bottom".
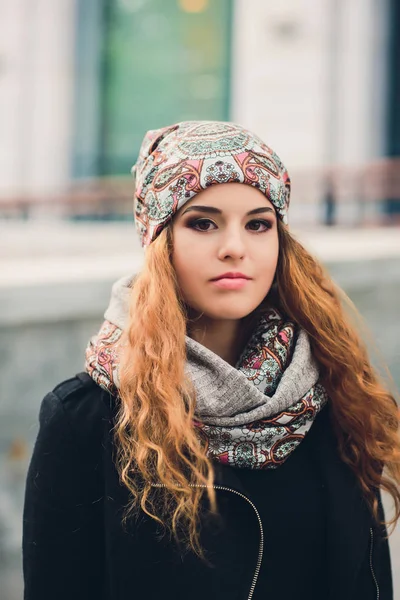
{"left": 23, "top": 373, "right": 393, "bottom": 600}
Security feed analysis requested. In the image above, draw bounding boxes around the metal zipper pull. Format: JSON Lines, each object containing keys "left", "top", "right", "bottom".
{"left": 369, "top": 528, "right": 380, "bottom": 600}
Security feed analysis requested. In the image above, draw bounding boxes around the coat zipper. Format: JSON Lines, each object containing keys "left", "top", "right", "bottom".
{"left": 151, "top": 482, "right": 264, "bottom": 600}
{"left": 369, "top": 528, "right": 380, "bottom": 600}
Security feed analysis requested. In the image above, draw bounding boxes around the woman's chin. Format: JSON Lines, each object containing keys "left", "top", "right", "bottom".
{"left": 198, "top": 303, "right": 259, "bottom": 322}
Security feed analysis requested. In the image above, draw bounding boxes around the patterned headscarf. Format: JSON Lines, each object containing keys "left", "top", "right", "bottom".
{"left": 131, "top": 120, "right": 291, "bottom": 247}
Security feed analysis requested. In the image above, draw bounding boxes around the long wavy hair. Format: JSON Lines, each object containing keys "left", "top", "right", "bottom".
{"left": 116, "top": 221, "right": 400, "bottom": 557}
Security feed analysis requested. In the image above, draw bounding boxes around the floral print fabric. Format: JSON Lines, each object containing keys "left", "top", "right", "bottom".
{"left": 132, "top": 121, "right": 291, "bottom": 246}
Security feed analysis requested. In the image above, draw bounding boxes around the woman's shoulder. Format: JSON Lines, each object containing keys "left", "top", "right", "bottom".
{"left": 38, "top": 373, "right": 114, "bottom": 451}
{"left": 51, "top": 372, "right": 111, "bottom": 410}
{"left": 25, "top": 375, "right": 113, "bottom": 530}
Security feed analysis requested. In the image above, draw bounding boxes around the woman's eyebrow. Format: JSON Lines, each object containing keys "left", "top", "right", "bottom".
{"left": 247, "top": 207, "right": 275, "bottom": 216}
{"left": 182, "top": 205, "right": 275, "bottom": 216}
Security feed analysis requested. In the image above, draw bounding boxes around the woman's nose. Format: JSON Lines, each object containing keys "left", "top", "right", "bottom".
{"left": 217, "top": 228, "right": 246, "bottom": 260}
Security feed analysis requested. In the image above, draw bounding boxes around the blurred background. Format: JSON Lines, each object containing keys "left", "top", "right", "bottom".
{"left": 1, "top": 0, "right": 399, "bottom": 598}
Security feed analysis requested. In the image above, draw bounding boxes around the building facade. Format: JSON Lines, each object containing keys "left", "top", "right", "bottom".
{"left": 1, "top": 0, "right": 398, "bottom": 212}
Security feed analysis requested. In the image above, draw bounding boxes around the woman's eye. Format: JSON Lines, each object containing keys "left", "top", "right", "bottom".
{"left": 187, "top": 218, "right": 272, "bottom": 232}
{"left": 189, "top": 218, "right": 216, "bottom": 232}
{"left": 246, "top": 219, "right": 272, "bottom": 232}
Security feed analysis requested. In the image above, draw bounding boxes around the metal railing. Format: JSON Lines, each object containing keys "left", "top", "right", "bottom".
{"left": 1, "top": 158, "right": 399, "bottom": 225}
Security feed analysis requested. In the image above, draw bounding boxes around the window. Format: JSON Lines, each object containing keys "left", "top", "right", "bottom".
{"left": 73, "top": 0, "right": 232, "bottom": 177}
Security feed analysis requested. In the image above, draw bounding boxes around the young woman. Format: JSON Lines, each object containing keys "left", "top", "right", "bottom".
{"left": 23, "top": 121, "right": 400, "bottom": 600}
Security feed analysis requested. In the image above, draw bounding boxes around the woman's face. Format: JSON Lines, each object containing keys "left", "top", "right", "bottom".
{"left": 171, "top": 183, "right": 279, "bottom": 321}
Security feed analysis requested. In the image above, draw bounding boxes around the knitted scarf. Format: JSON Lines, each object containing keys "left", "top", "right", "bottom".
{"left": 85, "top": 276, "right": 328, "bottom": 469}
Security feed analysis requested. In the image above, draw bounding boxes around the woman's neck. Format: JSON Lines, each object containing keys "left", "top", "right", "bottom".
{"left": 187, "top": 316, "right": 243, "bottom": 366}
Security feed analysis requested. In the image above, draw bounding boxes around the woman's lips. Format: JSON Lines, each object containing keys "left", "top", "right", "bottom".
{"left": 210, "top": 278, "right": 250, "bottom": 290}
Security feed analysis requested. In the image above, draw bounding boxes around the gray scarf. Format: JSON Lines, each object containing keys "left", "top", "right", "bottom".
{"left": 86, "top": 276, "right": 328, "bottom": 469}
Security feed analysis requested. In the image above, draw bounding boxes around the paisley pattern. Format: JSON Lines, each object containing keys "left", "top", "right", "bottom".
{"left": 195, "top": 386, "right": 326, "bottom": 469}
{"left": 85, "top": 307, "right": 327, "bottom": 470}
{"left": 132, "top": 121, "right": 291, "bottom": 247}
{"left": 85, "top": 321, "right": 124, "bottom": 394}
{"left": 238, "top": 310, "right": 294, "bottom": 392}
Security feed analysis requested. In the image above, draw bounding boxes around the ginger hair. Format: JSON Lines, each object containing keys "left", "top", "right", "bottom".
{"left": 116, "top": 222, "right": 400, "bottom": 556}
